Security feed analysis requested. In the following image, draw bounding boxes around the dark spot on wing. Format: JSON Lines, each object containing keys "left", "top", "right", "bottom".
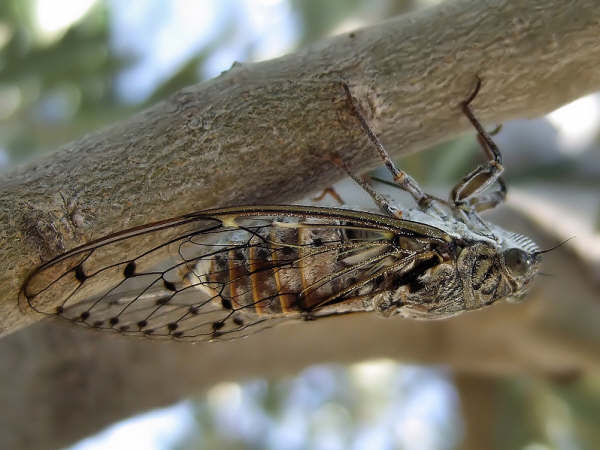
{"left": 212, "top": 321, "right": 224, "bottom": 331}
{"left": 221, "top": 298, "right": 232, "bottom": 310}
{"left": 80, "top": 311, "right": 90, "bottom": 320}
{"left": 109, "top": 317, "right": 119, "bottom": 326}
{"left": 167, "top": 323, "right": 178, "bottom": 331}
{"left": 137, "top": 320, "right": 148, "bottom": 329}
{"left": 163, "top": 280, "right": 176, "bottom": 291}
{"left": 123, "top": 261, "right": 136, "bottom": 278}
{"left": 75, "top": 265, "right": 87, "bottom": 282}
{"left": 156, "top": 296, "right": 171, "bottom": 306}
{"left": 233, "top": 316, "right": 244, "bottom": 326}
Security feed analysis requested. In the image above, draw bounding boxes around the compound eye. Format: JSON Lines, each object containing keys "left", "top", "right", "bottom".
{"left": 503, "top": 248, "right": 532, "bottom": 276}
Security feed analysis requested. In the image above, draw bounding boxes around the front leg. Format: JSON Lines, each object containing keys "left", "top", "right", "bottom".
{"left": 467, "top": 177, "right": 506, "bottom": 212}
{"left": 341, "top": 82, "right": 446, "bottom": 215}
{"left": 328, "top": 154, "right": 403, "bottom": 218}
{"left": 450, "top": 78, "right": 506, "bottom": 211}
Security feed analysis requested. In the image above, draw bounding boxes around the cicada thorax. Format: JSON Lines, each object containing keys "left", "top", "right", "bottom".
{"left": 191, "top": 218, "right": 396, "bottom": 319}
{"left": 454, "top": 242, "right": 513, "bottom": 310}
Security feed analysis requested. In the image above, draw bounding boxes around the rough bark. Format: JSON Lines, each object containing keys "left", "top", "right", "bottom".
{"left": 2, "top": 1, "right": 600, "bottom": 449}
{"left": 2, "top": 0, "right": 600, "bottom": 335}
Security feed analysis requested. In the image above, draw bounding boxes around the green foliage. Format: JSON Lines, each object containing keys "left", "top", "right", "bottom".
{"left": 494, "top": 376, "right": 600, "bottom": 450}
{"left": 0, "top": 0, "right": 132, "bottom": 162}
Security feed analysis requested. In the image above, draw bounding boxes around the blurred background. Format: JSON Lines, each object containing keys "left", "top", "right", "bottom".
{"left": 1, "top": 0, "right": 599, "bottom": 449}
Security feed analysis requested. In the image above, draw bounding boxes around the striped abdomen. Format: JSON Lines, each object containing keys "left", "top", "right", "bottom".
{"left": 193, "top": 220, "right": 386, "bottom": 317}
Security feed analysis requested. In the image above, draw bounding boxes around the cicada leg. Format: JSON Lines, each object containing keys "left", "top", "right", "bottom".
{"left": 450, "top": 77, "right": 506, "bottom": 212}
{"left": 468, "top": 177, "right": 507, "bottom": 212}
{"left": 328, "top": 154, "right": 403, "bottom": 218}
{"left": 341, "top": 82, "right": 446, "bottom": 215}
{"left": 312, "top": 186, "right": 345, "bottom": 205}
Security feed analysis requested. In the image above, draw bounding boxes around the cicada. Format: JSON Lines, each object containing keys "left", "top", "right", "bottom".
{"left": 22, "top": 79, "right": 542, "bottom": 342}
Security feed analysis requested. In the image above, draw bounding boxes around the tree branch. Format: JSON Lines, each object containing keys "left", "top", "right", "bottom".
{"left": 2, "top": 0, "right": 600, "bottom": 335}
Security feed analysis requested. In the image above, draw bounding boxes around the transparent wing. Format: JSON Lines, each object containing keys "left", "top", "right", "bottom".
{"left": 21, "top": 205, "right": 449, "bottom": 342}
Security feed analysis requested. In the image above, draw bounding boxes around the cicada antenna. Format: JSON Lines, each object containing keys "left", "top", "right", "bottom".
{"left": 534, "top": 236, "right": 575, "bottom": 256}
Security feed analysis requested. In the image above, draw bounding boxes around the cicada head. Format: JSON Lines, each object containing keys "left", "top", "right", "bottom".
{"left": 498, "top": 232, "right": 542, "bottom": 303}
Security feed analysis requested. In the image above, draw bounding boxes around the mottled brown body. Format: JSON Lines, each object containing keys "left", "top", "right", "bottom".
{"left": 190, "top": 212, "right": 485, "bottom": 325}
{"left": 20, "top": 79, "right": 543, "bottom": 342}
{"left": 197, "top": 220, "right": 391, "bottom": 318}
